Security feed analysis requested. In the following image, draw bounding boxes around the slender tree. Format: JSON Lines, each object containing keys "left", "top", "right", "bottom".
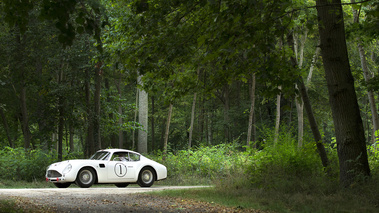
{"left": 138, "top": 75, "right": 148, "bottom": 153}
{"left": 188, "top": 93, "right": 197, "bottom": 149}
{"left": 274, "top": 86, "right": 282, "bottom": 145}
{"left": 287, "top": 29, "right": 330, "bottom": 170}
{"left": 0, "top": 106, "right": 13, "bottom": 148}
{"left": 163, "top": 103, "right": 173, "bottom": 161}
{"left": 247, "top": 73, "right": 256, "bottom": 147}
{"left": 93, "top": 62, "right": 103, "bottom": 150}
{"left": 351, "top": 0, "right": 379, "bottom": 145}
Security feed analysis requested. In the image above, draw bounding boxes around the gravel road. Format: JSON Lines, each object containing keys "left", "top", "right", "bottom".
{"left": 0, "top": 186, "right": 260, "bottom": 212}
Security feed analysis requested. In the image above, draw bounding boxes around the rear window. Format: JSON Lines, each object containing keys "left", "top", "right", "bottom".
{"left": 129, "top": 153, "right": 140, "bottom": 161}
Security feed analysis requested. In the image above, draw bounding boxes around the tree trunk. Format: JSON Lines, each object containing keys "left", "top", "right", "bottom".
{"left": 294, "top": 29, "right": 307, "bottom": 147}
{"left": 316, "top": 0, "right": 370, "bottom": 186}
{"left": 298, "top": 78, "right": 330, "bottom": 169}
{"left": 0, "top": 106, "right": 14, "bottom": 148}
{"left": 223, "top": 85, "right": 230, "bottom": 142}
{"left": 58, "top": 100, "right": 64, "bottom": 161}
{"left": 116, "top": 78, "right": 124, "bottom": 148}
{"left": 85, "top": 67, "right": 95, "bottom": 157}
{"left": 163, "top": 103, "right": 173, "bottom": 161}
{"left": 188, "top": 93, "right": 197, "bottom": 149}
{"left": 69, "top": 125, "right": 74, "bottom": 152}
{"left": 20, "top": 86, "right": 31, "bottom": 149}
{"left": 35, "top": 59, "right": 50, "bottom": 149}
{"left": 273, "top": 86, "right": 281, "bottom": 145}
{"left": 247, "top": 73, "right": 256, "bottom": 147}
{"left": 288, "top": 32, "right": 330, "bottom": 169}
{"left": 207, "top": 106, "right": 213, "bottom": 145}
{"left": 295, "top": 97, "right": 304, "bottom": 147}
{"left": 359, "top": 44, "right": 379, "bottom": 144}
{"left": 105, "top": 78, "right": 117, "bottom": 148}
{"left": 151, "top": 96, "right": 155, "bottom": 150}
{"left": 138, "top": 75, "right": 148, "bottom": 154}
{"left": 307, "top": 42, "right": 321, "bottom": 85}
{"left": 15, "top": 33, "right": 31, "bottom": 150}
{"left": 93, "top": 62, "right": 103, "bottom": 150}
{"left": 198, "top": 95, "right": 205, "bottom": 143}
{"left": 57, "top": 67, "right": 64, "bottom": 161}
{"left": 132, "top": 87, "right": 138, "bottom": 150}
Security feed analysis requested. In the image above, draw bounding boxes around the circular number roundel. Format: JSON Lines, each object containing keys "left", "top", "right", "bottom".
{"left": 114, "top": 163, "right": 127, "bottom": 177}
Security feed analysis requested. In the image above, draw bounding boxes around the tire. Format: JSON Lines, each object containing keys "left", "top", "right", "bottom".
{"left": 75, "top": 168, "right": 96, "bottom": 188}
{"left": 115, "top": 183, "right": 129, "bottom": 188}
{"left": 137, "top": 167, "right": 155, "bottom": 187}
{"left": 53, "top": 182, "right": 71, "bottom": 188}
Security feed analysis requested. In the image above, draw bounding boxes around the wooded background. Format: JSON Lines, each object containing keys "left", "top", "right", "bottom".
{"left": 1, "top": 0, "right": 378, "bottom": 186}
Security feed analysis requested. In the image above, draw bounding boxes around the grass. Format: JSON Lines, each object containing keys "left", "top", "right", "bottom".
{"left": 0, "top": 196, "right": 51, "bottom": 213}
{"left": 149, "top": 187, "right": 270, "bottom": 211}
{"left": 148, "top": 172, "right": 379, "bottom": 213}
{"left": 148, "top": 184, "right": 379, "bottom": 213}
{"left": 1, "top": 174, "right": 379, "bottom": 212}
{"left": 0, "top": 179, "right": 54, "bottom": 189}
{"left": 0, "top": 200, "right": 21, "bottom": 213}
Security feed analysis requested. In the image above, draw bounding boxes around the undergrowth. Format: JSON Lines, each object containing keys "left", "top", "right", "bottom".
{"left": 1, "top": 129, "right": 379, "bottom": 212}
{"left": 0, "top": 147, "right": 83, "bottom": 182}
{"left": 151, "top": 143, "right": 249, "bottom": 185}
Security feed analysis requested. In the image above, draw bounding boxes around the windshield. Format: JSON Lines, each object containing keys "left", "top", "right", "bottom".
{"left": 89, "top": 151, "right": 110, "bottom": 160}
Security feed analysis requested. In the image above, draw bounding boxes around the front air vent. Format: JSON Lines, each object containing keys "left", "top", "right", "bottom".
{"left": 47, "top": 170, "right": 62, "bottom": 178}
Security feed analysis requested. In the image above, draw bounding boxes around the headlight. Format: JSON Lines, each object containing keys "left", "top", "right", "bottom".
{"left": 62, "top": 164, "right": 72, "bottom": 174}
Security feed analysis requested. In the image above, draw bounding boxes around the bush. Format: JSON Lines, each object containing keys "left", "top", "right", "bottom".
{"left": 0, "top": 147, "right": 83, "bottom": 182}
{"left": 368, "top": 145, "right": 379, "bottom": 175}
{"left": 152, "top": 143, "right": 250, "bottom": 185}
{"left": 246, "top": 137, "right": 336, "bottom": 193}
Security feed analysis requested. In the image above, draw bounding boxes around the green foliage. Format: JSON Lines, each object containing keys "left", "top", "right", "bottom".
{"left": 246, "top": 132, "right": 334, "bottom": 193}
{"left": 152, "top": 143, "right": 250, "bottom": 185}
{"left": 368, "top": 144, "right": 379, "bottom": 175}
{"left": 0, "top": 147, "right": 83, "bottom": 182}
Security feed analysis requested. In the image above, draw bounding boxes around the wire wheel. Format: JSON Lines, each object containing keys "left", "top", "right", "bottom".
{"left": 137, "top": 167, "right": 155, "bottom": 187}
{"left": 75, "top": 168, "right": 95, "bottom": 188}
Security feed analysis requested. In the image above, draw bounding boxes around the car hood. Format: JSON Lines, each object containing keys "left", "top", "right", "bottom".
{"left": 47, "top": 159, "right": 90, "bottom": 171}
{"left": 47, "top": 160, "right": 70, "bottom": 170}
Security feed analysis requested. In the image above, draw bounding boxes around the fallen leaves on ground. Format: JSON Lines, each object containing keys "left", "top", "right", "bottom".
{"left": 1, "top": 194, "right": 268, "bottom": 212}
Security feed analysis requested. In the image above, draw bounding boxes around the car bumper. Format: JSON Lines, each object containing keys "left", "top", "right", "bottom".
{"left": 46, "top": 170, "right": 76, "bottom": 183}
{"left": 46, "top": 177, "right": 66, "bottom": 182}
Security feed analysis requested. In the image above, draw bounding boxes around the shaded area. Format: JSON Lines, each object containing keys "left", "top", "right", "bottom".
{"left": 1, "top": 193, "right": 264, "bottom": 213}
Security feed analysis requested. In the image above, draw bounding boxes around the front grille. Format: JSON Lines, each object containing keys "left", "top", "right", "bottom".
{"left": 47, "top": 170, "right": 62, "bottom": 178}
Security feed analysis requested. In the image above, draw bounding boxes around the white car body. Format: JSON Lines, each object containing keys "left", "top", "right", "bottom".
{"left": 45, "top": 149, "right": 167, "bottom": 188}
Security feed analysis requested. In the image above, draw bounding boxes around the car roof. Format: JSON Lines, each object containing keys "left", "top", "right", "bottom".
{"left": 97, "top": 148, "right": 140, "bottom": 155}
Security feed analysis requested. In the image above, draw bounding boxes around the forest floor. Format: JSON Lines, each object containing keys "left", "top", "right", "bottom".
{"left": 0, "top": 187, "right": 266, "bottom": 213}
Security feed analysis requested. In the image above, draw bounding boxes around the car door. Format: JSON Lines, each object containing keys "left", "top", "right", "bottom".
{"left": 107, "top": 152, "right": 136, "bottom": 181}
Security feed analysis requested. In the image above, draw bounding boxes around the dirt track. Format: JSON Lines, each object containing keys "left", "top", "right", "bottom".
{"left": 0, "top": 186, "right": 260, "bottom": 212}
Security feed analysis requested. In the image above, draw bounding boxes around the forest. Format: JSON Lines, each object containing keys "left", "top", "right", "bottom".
{"left": 1, "top": 0, "right": 379, "bottom": 204}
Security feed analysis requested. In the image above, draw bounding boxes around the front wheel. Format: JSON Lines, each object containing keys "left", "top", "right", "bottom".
{"left": 53, "top": 182, "right": 71, "bottom": 188}
{"left": 75, "top": 168, "right": 96, "bottom": 188}
{"left": 137, "top": 167, "right": 155, "bottom": 187}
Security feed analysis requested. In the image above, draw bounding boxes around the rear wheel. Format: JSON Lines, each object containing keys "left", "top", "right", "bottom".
{"left": 75, "top": 168, "right": 96, "bottom": 188}
{"left": 137, "top": 167, "right": 155, "bottom": 187}
{"left": 53, "top": 182, "right": 71, "bottom": 188}
{"left": 115, "top": 183, "right": 129, "bottom": 188}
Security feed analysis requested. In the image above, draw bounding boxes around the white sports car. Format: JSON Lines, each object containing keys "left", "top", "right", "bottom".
{"left": 45, "top": 149, "right": 167, "bottom": 188}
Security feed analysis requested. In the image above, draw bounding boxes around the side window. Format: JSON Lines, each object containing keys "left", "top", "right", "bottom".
{"left": 129, "top": 153, "right": 140, "bottom": 161}
{"left": 112, "top": 152, "right": 129, "bottom": 161}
